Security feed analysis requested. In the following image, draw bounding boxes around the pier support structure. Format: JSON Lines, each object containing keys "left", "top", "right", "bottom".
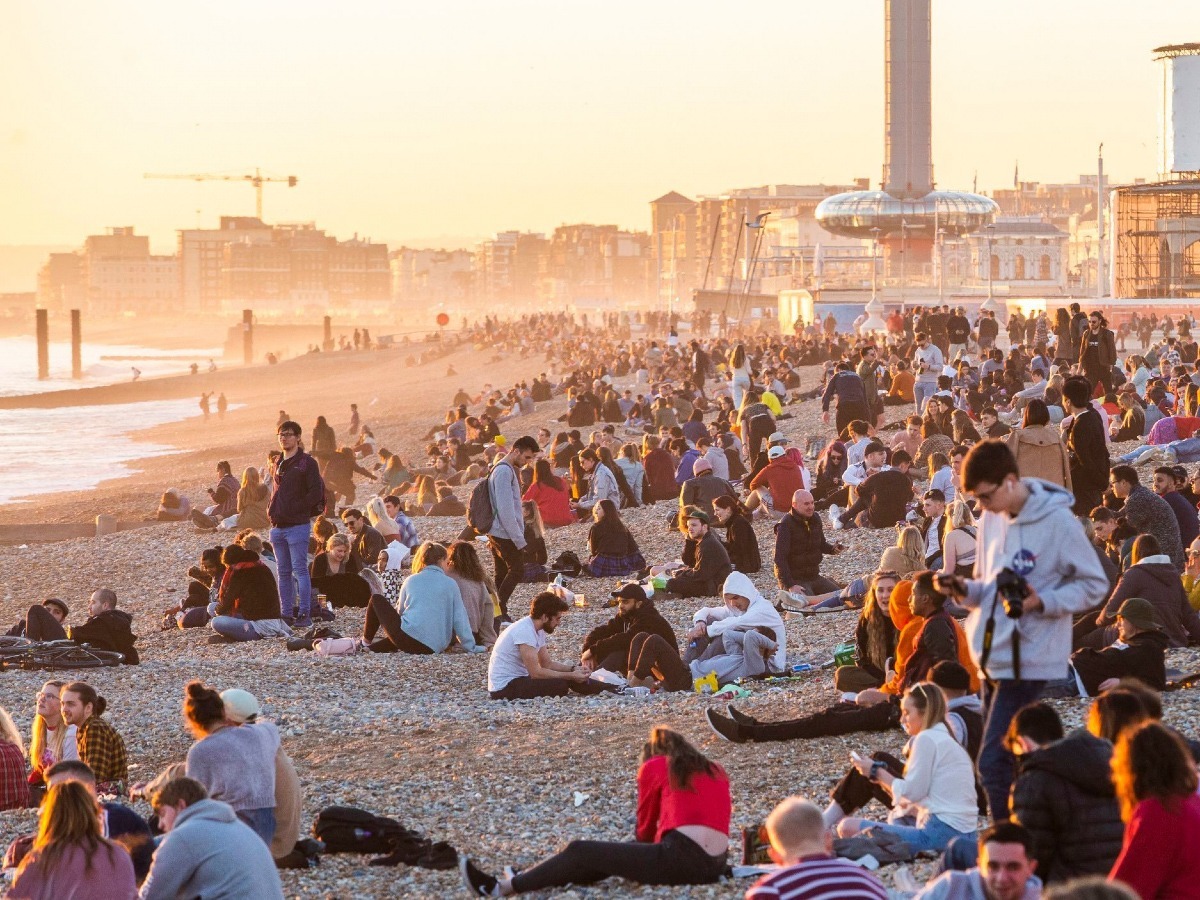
{"left": 70, "top": 310, "right": 82, "bottom": 379}
{"left": 323, "top": 316, "right": 333, "bottom": 352}
{"left": 242, "top": 309, "right": 254, "bottom": 366}
{"left": 36, "top": 309, "right": 49, "bottom": 380}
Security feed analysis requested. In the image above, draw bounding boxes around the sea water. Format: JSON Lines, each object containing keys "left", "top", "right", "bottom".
{"left": 0, "top": 338, "right": 221, "bottom": 504}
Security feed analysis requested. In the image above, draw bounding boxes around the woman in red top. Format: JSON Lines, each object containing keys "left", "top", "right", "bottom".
{"left": 461, "top": 727, "right": 730, "bottom": 895}
{"left": 522, "top": 459, "right": 574, "bottom": 529}
{"left": 1109, "top": 721, "right": 1200, "bottom": 899}
{"left": 642, "top": 436, "right": 680, "bottom": 502}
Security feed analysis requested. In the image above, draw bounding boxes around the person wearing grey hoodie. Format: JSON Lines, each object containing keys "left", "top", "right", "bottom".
{"left": 684, "top": 571, "right": 786, "bottom": 685}
{"left": 941, "top": 441, "right": 1108, "bottom": 821}
{"left": 915, "top": 822, "right": 1042, "bottom": 900}
{"left": 139, "top": 777, "right": 284, "bottom": 900}
{"left": 486, "top": 436, "right": 539, "bottom": 620}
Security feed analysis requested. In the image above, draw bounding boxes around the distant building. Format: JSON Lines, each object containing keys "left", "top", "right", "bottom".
{"left": 390, "top": 248, "right": 474, "bottom": 309}
{"left": 474, "top": 231, "right": 548, "bottom": 307}
{"left": 179, "top": 217, "right": 273, "bottom": 314}
{"left": 36, "top": 252, "right": 85, "bottom": 312}
{"left": 963, "top": 217, "right": 1069, "bottom": 296}
{"left": 83, "top": 227, "right": 178, "bottom": 315}
{"left": 541, "top": 224, "right": 652, "bottom": 307}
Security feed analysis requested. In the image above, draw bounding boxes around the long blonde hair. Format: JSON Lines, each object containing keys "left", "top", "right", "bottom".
{"left": 28, "top": 684, "right": 61, "bottom": 771}
{"left": 896, "top": 525, "right": 926, "bottom": 576}
{"left": 365, "top": 496, "right": 400, "bottom": 538}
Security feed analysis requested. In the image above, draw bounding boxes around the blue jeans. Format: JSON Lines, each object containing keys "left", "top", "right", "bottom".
{"left": 941, "top": 834, "right": 979, "bottom": 871}
{"left": 210, "top": 615, "right": 263, "bottom": 641}
{"left": 870, "top": 814, "right": 974, "bottom": 855}
{"left": 914, "top": 378, "right": 938, "bottom": 415}
{"left": 236, "top": 806, "right": 276, "bottom": 845}
{"left": 979, "top": 679, "right": 1046, "bottom": 820}
{"left": 271, "top": 523, "right": 312, "bottom": 618}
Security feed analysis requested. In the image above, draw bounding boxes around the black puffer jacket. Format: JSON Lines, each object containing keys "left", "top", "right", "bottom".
{"left": 773, "top": 510, "right": 836, "bottom": 587}
{"left": 69, "top": 609, "right": 139, "bottom": 665}
{"left": 1010, "top": 729, "right": 1124, "bottom": 883}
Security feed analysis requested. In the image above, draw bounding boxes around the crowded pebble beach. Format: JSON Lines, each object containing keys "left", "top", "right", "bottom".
{"left": 0, "top": 310, "right": 1199, "bottom": 899}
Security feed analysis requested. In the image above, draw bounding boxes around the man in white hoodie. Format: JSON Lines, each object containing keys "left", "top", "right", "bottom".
{"left": 940, "top": 440, "right": 1108, "bottom": 822}
{"left": 683, "top": 571, "right": 786, "bottom": 685}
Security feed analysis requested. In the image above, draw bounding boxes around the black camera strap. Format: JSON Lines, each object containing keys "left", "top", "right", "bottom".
{"left": 978, "top": 588, "right": 1021, "bottom": 684}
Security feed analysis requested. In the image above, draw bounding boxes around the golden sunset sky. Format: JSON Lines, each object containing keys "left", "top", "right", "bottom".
{"left": 1, "top": 0, "right": 1192, "bottom": 252}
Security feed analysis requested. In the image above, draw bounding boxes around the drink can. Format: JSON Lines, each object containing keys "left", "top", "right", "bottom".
{"left": 790, "top": 663, "right": 814, "bottom": 674}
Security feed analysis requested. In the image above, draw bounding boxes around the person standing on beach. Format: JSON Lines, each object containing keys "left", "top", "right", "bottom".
{"left": 269, "top": 421, "right": 325, "bottom": 628}
{"left": 199, "top": 393, "right": 210, "bottom": 421}
{"left": 217, "top": 393, "right": 227, "bottom": 420}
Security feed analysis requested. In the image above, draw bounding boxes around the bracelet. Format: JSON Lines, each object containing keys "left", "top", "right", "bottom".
{"left": 869, "top": 761, "right": 886, "bottom": 782}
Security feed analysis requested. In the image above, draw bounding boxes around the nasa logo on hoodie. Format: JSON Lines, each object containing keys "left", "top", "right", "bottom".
{"left": 1011, "top": 548, "right": 1037, "bottom": 577}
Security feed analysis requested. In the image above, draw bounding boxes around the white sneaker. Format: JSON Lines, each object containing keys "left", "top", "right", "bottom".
{"left": 828, "top": 504, "right": 843, "bottom": 530}
{"left": 1162, "top": 446, "right": 1178, "bottom": 465}
{"left": 1134, "top": 447, "right": 1161, "bottom": 466}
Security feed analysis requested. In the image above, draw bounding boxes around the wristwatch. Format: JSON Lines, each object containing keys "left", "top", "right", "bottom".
{"left": 869, "top": 761, "right": 887, "bottom": 782}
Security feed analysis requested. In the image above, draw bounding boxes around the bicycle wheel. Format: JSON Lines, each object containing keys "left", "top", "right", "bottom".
{"left": 29, "top": 647, "right": 124, "bottom": 670}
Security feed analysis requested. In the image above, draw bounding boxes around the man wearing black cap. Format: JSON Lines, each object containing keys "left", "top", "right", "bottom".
{"left": 1065, "top": 598, "right": 1170, "bottom": 695}
{"left": 580, "top": 584, "right": 676, "bottom": 676}
{"left": 6, "top": 598, "right": 70, "bottom": 640}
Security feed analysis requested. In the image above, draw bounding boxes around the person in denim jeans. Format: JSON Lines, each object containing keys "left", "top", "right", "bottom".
{"left": 268, "top": 421, "right": 325, "bottom": 629}
{"left": 831, "top": 683, "right": 979, "bottom": 857}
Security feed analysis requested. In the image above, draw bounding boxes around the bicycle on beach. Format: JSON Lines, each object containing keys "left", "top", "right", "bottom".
{"left": 0, "top": 636, "right": 124, "bottom": 670}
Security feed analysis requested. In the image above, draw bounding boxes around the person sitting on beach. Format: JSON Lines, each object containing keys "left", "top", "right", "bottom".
{"left": 139, "top": 777, "right": 285, "bottom": 900}
{"left": 522, "top": 458, "right": 575, "bottom": 529}
{"left": 583, "top": 499, "right": 646, "bottom": 577}
{"left": 580, "top": 583, "right": 676, "bottom": 677}
{"left": 745, "top": 797, "right": 888, "bottom": 900}
{"left": 461, "top": 726, "right": 730, "bottom": 896}
{"left": 362, "top": 542, "right": 483, "bottom": 655}
{"left": 678, "top": 457, "right": 736, "bottom": 521}
{"left": 774, "top": 490, "right": 844, "bottom": 597}
{"left": 45, "top": 589, "right": 139, "bottom": 665}
{"left": 341, "top": 507, "right": 385, "bottom": 569}
{"left": 712, "top": 495, "right": 760, "bottom": 574}
{"left": 6, "top": 780, "right": 137, "bottom": 900}
{"left": 446, "top": 540, "right": 498, "bottom": 648}
{"left": 181, "top": 681, "right": 279, "bottom": 846}
{"left": 59, "top": 683, "right": 127, "bottom": 795}
{"left": 571, "top": 447, "right": 620, "bottom": 518}
{"left": 203, "top": 461, "right": 240, "bottom": 521}
{"left": 914, "top": 822, "right": 1042, "bottom": 900}
{"left": 683, "top": 571, "right": 786, "bottom": 686}
{"left": 648, "top": 507, "right": 732, "bottom": 599}
{"left": 428, "top": 483, "right": 467, "bottom": 517}
{"left": 382, "top": 495, "right": 421, "bottom": 549}
{"left": 6, "top": 598, "right": 70, "bottom": 641}
{"left": 207, "top": 543, "right": 291, "bottom": 643}
{"left": 27, "top": 681, "right": 77, "bottom": 799}
{"left": 487, "top": 592, "right": 603, "bottom": 700}
{"left": 155, "top": 487, "right": 191, "bottom": 522}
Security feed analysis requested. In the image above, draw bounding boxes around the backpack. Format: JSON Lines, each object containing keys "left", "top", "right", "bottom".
{"left": 312, "top": 806, "right": 409, "bottom": 853}
{"left": 466, "top": 469, "right": 496, "bottom": 534}
{"left": 549, "top": 551, "right": 582, "bottom": 577}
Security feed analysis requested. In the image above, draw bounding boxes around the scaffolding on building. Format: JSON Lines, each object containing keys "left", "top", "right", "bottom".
{"left": 1112, "top": 179, "right": 1200, "bottom": 298}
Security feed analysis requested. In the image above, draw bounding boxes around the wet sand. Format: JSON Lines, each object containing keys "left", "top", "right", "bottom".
{"left": 0, "top": 336, "right": 542, "bottom": 527}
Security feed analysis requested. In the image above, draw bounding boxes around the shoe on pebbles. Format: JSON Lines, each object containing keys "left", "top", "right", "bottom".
{"left": 460, "top": 855, "right": 500, "bottom": 897}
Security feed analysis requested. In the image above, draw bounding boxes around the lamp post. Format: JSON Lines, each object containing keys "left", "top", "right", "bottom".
{"left": 980, "top": 224, "right": 1000, "bottom": 315}
{"left": 937, "top": 227, "right": 946, "bottom": 305}
{"left": 899, "top": 219, "right": 908, "bottom": 312}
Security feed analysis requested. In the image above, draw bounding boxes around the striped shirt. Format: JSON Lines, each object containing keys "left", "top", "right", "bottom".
{"left": 746, "top": 855, "right": 888, "bottom": 900}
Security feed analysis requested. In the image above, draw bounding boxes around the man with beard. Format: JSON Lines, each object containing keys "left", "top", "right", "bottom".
{"left": 580, "top": 583, "right": 676, "bottom": 675}
{"left": 487, "top": 592, "right": 603, "bottom": 700}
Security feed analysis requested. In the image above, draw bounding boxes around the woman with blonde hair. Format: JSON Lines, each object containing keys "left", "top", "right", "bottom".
{"left": 230, "top": 465, "right": 270, "bottom": 530}
{"left": 365, "top": 496, "right": 402, "bottom": 544}
{"left": 8, "top": 779, "right": 136, "bottom": 898}
{"left": 896, "top": 525, "right": 927, "bottom": 577}
{"left": 1108, "top": 721, "right": 1200, "bottom": 896}
{"left": 0, "top": 705, "right": 29, "bottom": 810}
{"left": 29, "top": 682, "right": 76, "bottom": 795}
{"left": 940, "top": 500, "right": 977, "bottom": 578}
{"left": 830, "top": 682, "right": 978, "bottom": 856}
{"left": 461, "top": 726, "right": 729, "bottom": 895}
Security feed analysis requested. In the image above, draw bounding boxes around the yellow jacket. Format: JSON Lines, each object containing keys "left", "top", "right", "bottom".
{"left": 1184, "top": 574, "right": 1200, "bottom": 612}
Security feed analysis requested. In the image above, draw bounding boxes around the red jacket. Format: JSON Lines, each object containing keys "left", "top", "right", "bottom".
{"left": 749, "top": 456, "right": 805, "bottom": 512}
{"left": 1110, "top": 794, "right": 1200, "bottom": 899}
{"left": 523, "top": 480, "right": 574, "bottom": 528}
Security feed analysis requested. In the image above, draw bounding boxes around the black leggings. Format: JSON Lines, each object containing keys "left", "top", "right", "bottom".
{"left": 489, "top": 675, "right": 607, "bottom": 700}
{"left": 742, "top": 700, "right": 899, "bottom": 743}
{"left": 363, "top": 595, "right": 434, "bottom": 654}
{"left": 628, "top": 633, "right": 691, "bottom": 692}
{"left": 511, "top": 829, "right": 727, "bottom": 893}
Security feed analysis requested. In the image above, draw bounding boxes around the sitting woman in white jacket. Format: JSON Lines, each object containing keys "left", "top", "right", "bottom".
{"left": 682, "top": 571, "right": 787, "bottom": 686}
{"left": 829, "top": 682, "right": 978, "bottom": 856}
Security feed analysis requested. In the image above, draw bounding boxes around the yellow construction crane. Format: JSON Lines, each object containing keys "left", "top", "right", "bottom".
{"left": 144, "top": 167, "right": 298, "bottom": 221}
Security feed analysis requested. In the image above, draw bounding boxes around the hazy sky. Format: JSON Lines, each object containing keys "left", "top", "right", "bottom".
{"left": 2, "top": 0, "right": 1192, "bottom": 253}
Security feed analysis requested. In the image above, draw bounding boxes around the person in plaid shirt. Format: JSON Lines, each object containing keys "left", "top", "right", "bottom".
{"left": 0, "top": 707, "right": 30, "bottom": 811}
{"left": 384, "top": 495, "right": 421, "bottom": 549}
{"left": 60, "top": 682, "right": 127, "bottom": 794}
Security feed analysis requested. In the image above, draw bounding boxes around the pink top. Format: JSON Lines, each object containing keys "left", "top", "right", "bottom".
{"left": 7, "top": 842, "right": 136, "bottom": 900}
{"left": 635, "top": 754, "right": 731, "bottom": 843}
{"left": 523, "top": 481, "right": 574, "bottom": 528}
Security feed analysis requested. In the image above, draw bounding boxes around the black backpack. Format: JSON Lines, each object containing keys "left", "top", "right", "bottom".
{"left": 467, "top": 469, "right": 496, "bottom": 534}
{"left": 549, "top": 550, "right": 583, "bottom": 577}
{"left": 312, "top": 806, "right": 409, "bottom": 853}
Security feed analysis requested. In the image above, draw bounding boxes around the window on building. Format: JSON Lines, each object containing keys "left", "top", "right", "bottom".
{"left": 1014, "top": 255, "right": 1026, "bottom": 280}
{"left": 1039, "top": 255, "right": 1051, "bottom": 280}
